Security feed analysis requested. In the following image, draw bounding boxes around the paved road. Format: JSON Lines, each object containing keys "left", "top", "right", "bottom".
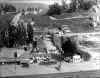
{"left": 5, "top": 70, "right": 100, "bottom": 78}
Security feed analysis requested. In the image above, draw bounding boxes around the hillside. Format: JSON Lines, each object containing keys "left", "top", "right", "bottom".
{"left": 20, "top": 10, "right": 92, "bottom": 33}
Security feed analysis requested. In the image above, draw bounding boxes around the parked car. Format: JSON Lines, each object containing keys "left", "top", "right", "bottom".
{"left": 39, "top": 59, "right": 57, "bottom": 65}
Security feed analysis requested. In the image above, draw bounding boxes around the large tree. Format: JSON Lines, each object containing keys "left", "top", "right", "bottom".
{"left": 47, "top": 3, "right": 62, "bottom": 16}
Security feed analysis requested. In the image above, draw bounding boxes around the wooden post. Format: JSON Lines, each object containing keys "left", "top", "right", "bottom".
{"left": 14, "top": 52, "right": 17, "bottom": 71}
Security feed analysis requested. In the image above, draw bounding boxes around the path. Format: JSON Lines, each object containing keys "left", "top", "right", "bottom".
{"left": 43, "top": 36, "right": 58, "bottom": 54}
{"left": 49, "top": 15, "right": 89, "bottom": 21}
{"left": 11, "top": 13, "right": 22, "bottom": 26}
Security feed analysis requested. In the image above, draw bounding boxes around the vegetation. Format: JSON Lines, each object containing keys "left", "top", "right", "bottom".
{"left": 0, "top": 14, "right": 34, "bottom": 47}
{"left": 0, "top": 3, "right": 16, "bottom": 14}
{"left": 79, "top": 1, "right": 96, "bottom": 10}
{"left": 61, "top": 36, "right": 91, "bottom": 61}
{"left": 0, "top": 13, "right": 15, "bottom": 47}
{"left": 47, "top": 0, "right": 96, "bottom": 15}
{"left": 46, "top": 3, "right": 62, "bottom": 16}
{"left": 0, "top": 24, "right": 34, "bottom": 48}
{"left": 0, "top": 1, "right": 93, "bottom": 48}
{"left": 62, "top": 37, "right": 78, "bottom": 58}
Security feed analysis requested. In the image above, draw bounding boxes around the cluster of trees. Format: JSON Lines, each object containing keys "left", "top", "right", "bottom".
{"left": 78, "top": 0, "right": 96, "bottom": 10}
{"left": 46, "top": 0, "right": 96, "bottom": 16}
{"left": 0, "top": 23, "right": 33, "bottom": 48}
{"left": 61, "top": 36, "right": 91, "bottom": 61}
{"left": 0, "top": 3, "right": 16, "bottom": 14}
{"left": 47, "top": 3, "right": 62, "bottom": 16}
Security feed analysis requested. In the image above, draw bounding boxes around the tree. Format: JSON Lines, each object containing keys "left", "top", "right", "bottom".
{"left": 3, "top": 4, "right": 16, "bottom": 12}
{"left": 15, "top": 24, "right": 27, "bottom": 46}
{"left": 0, "top": 3, "right": 16, "bottom": 13}
{"left": 79, "top": 1, "right": 96, "bottom": 10}
{"left": 66, "top": 0, "right": 78, "bottom": 12}
{"left": 47, "top": 3, "right": 62, "bottom": 16}
{"left": 1, "top": 28, "right": 9, "bottom": 47}
{"left": 26, "top": 23, "right": 34, "bottom": 44}
{"left": 62, "top": 37, "right": 78, "bottom": 58}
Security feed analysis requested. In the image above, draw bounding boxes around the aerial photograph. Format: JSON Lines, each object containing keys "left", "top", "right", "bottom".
{"left": 0, "top": 0, "right": 100, "bottom": 78}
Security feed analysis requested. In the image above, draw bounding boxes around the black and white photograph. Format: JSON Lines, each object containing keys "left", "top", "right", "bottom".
{"left": 0, "top": 0, "right": 100, "bottom": 78}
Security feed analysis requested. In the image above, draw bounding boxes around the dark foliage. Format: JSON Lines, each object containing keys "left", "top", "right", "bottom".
{"left": 26, "top": 23, "right": 34, "bottom": 44}
{"left": 63, "top": 0, "right": 96, "bottom": 13}
{"left": 4, "top": 4, "right": 16, "bottom": 12}
{"left": 0, "top": 3, "right": 16, "bottom": 13}
{"left": 79, "top": 1, "right": 96, "bottom": 10}
{"left": 0, "top": 23, "right": 34, "bottom": 48}
{"left": 65, "top": 0, "right": 78, "bottom": 13}
{"left": 61, "top": 37, "right": 91, "bottom": 61}
{"left": 1, "top": 25, "right": 19, "bottom": 47}
{"left": 62, "top": 37, "right": 78, "bottom": 58}
{"left": 47, "top": 3, "right": 62, "bottom": 16}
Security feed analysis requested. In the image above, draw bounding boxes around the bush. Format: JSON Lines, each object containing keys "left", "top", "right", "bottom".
{"left": 62, "top": 37, "right": 78, "bottom": 58}
{"left": 79, "top": 1, "right": 96, "bottom": 10}
{"left": 47, "top": 3, "right": 62, "bottom": 16}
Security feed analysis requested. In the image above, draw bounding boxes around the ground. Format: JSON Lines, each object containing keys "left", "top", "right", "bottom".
{"left": 0, "top": 40, "right": 100, "bottom": 77}
{"left": 5, "top": 70, "right": 100, "bottom": 78}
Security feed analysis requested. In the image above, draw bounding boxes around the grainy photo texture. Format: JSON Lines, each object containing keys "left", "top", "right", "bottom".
{"left": 0, "top": 0, "right": 100, "bottom": 78}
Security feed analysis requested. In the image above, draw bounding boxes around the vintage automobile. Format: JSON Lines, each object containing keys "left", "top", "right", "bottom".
{"left": 39, "top": 59, "right": 57, "bottom": 65}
